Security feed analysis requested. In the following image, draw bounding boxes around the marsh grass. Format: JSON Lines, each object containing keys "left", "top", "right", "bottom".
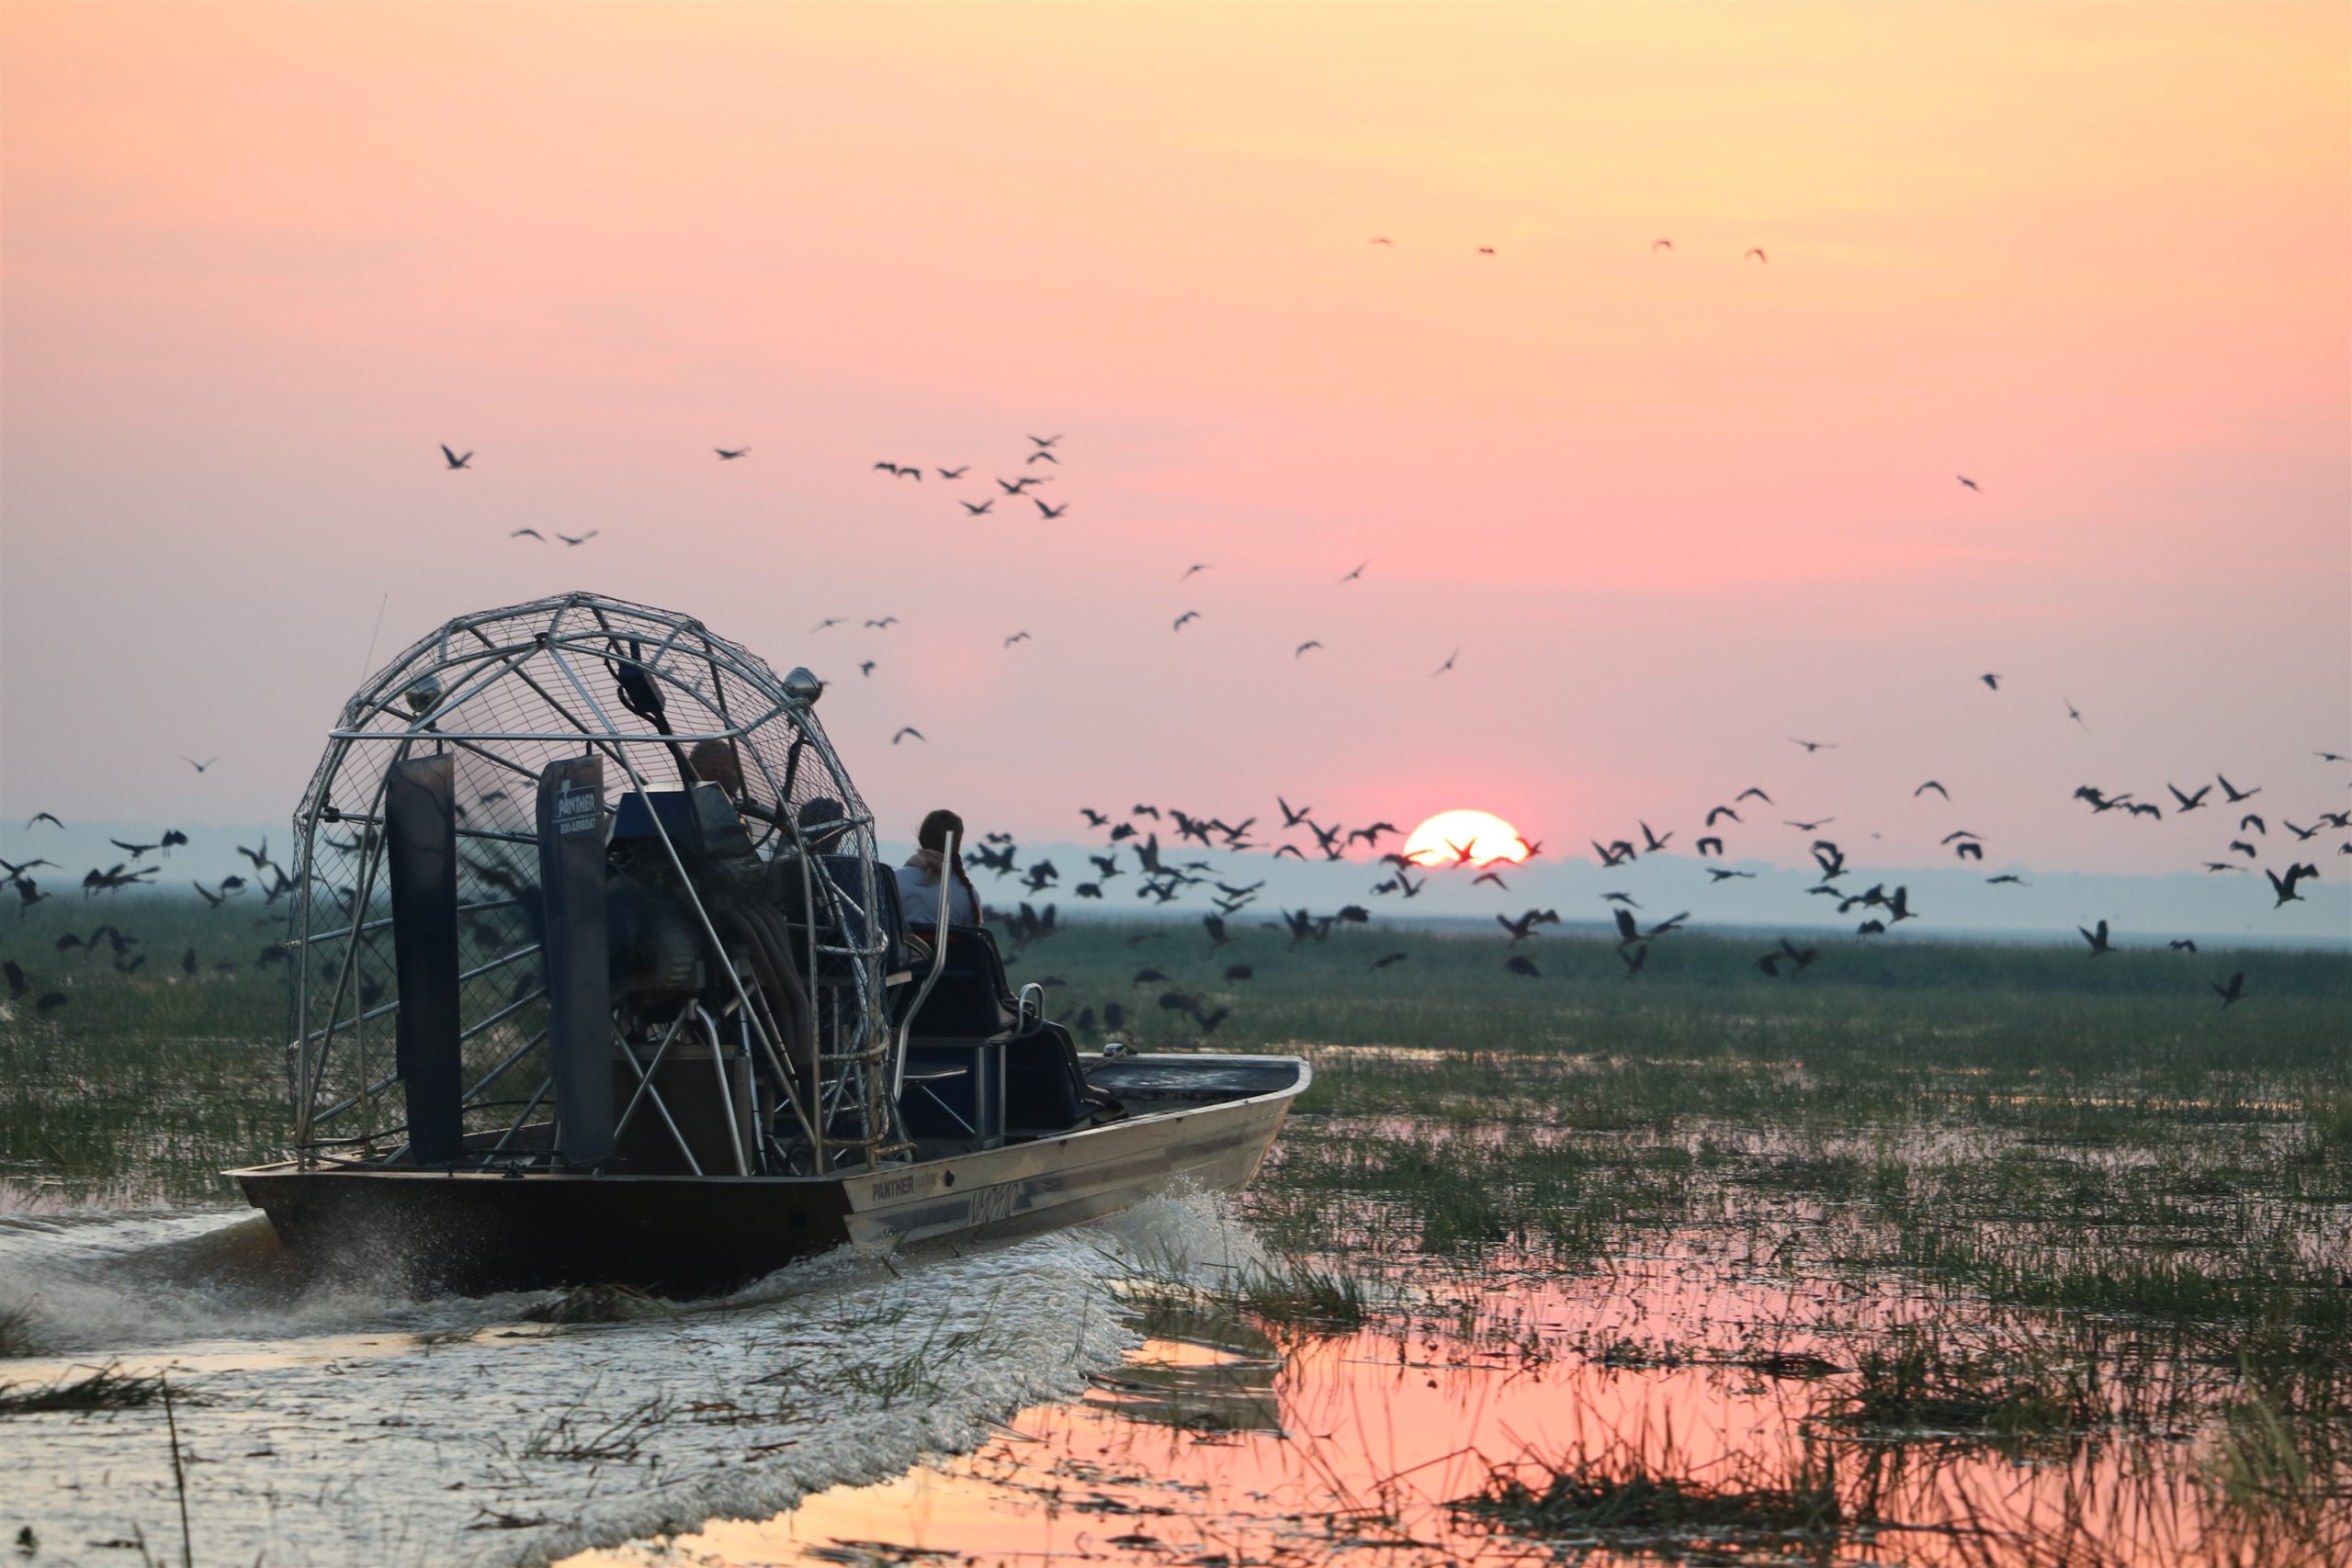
{"left": 1827, "top": 1328, "right": 2098, "bottom": 1451}
{"left": 0, "top": 1361, "right": 168, "bottom": 1416}
{"left": 1454, "top": 1425, "right": 1859, "bottom": 1558}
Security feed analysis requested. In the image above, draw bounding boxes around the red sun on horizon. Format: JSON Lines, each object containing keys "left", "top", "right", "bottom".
{"left": 1402, "top": 809, "right": 1531, "bottom": 867}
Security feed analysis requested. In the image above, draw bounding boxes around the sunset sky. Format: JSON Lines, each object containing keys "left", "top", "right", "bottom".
{"left": 4, "top": 3, "right": 2346, "bottom": 901}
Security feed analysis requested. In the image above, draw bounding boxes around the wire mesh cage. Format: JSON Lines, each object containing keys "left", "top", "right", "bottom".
{"left": 286, "top": 592, "right": 905, "bottom": 1177}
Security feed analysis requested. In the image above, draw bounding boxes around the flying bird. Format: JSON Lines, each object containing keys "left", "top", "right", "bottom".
{"left": 960, "top": 500, "right": 995, "bottom": 515}
{"left": 1338, "top": 561, "right": 1368, "bottom": 584}
{"left": 1959, "top": 477, "right": 1982, "bottom": 493}
{"left": 891, "top": 728, "right": 925, "bottom": 745}
{"left": 1295, "top": 641, "right": 1323, "bottom": 659}
{"left": 556, "top": 531, "right": 597, "bottom": 547}
{"left": 509, "top": 528, "right": 546, "bottom": 542}
{"left": 1172, "top": 611, "right": 1200, "bottom": 632}
{"left": 1035, "top": 501, "right": 1069, "bottom": 519}
{"left": 1431, "top": 648, "right": 1459, "bottom": 677}
{"left": 936, "top": 466, "right": 968, "bottom": 479}
{"left": 1744, "top": 247, "right": 1768, "bottom": 264}
{"left": 27, "top": 813, "right": 62, "bottom": 829}
{"left": 1979, "top": 672, "right": 1999, "bottom": 689}
{"left": 1476, "top": 245, "right": 1496, "bottom": 255}
{"left": 1915, "top": 781, "right": 1950, "bottom": 800}
{"left": 1003, "top": 631, "right": 1030, "bottom": 648}
{"left": 716, "top": 447, "right": 750, "bottom": 459}
{"left": 2267, "top": 863, "right": 2319, "bottom": 908}
{"left": 2168, "top": 784, "right": 2211, "bottom": 812}
{"left": 2079, "top": 919, "right": 2113, "bottom": 955}
{"left": 182, "top": 756, "right": 219, "bottom": 773}
{"left": 1651, "top": 238, "right": 1672, "bottom": 252}
{"left": 1182, "top": 563, "right": 1211, "bottom": 581}
{"left": 2218, "top": 774, "right": 2260, "bottom": 803}
{"left": 1028, "top": 434, "right": 1062, "bottom": 448}
{"left": 440, "top": 444, "right": 473, "bottom": 469}
{"left": 2211, "top": 972, "right": 2246, "bottom": 1009}
{"left": 1026, "top": 450, "right": 1060, "bottom": 466}
{"left": 859, "top": 661, "right": 876, "bottom": 677}
{"left": 865, "top": 616, "right": 899, "bottom": 629}
{"left": 1735, "top": 788, "right": 1773, "bottom": 805}
{"left": 2064, "top": 697, "right": 2090, "bottom": 731}
{"left": 1369, "top": 236, "right": 1393, "bottom": 245}
{"left": 1790, "top": 738, "right": 1838, "bottom": 752}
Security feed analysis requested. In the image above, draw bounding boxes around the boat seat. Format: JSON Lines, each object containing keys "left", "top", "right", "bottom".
{"left": 899, "top": 924, "right": 1019, "bottom": 1037}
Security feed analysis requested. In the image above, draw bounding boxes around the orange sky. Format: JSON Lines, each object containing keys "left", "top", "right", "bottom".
{"left": 3, "top": 3, "right": 2346, "bottom": 876}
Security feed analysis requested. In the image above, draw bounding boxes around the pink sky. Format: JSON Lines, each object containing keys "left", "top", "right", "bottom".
{"left": 4, "top": 3, "right": 2346, "bottom": 882}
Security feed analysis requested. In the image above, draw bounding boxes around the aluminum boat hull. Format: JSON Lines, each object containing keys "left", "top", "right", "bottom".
{"left": 232, "top": 1053, "right": 1306, "bottom": 1295}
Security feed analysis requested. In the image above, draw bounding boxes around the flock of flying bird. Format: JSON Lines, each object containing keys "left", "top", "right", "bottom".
{"left": 933, "top": 710, "right": 2347, "bottom": 1037}
{"left": 4, "top": 821, "right": 303, "bottom": 1016}
{"left": 3, "top": 378, "right": 2344, "bottom": 1032}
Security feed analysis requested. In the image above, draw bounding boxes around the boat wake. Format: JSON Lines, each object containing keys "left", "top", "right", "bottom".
{"left": 0, "top": 1188, "right": 1262, "bottom": 1568}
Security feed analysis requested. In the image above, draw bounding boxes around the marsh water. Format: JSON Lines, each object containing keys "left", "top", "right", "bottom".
{"left": 7, "top": 960, "right": 2352, "bottom": 1568}
{"left": 6, "top": 1154, "right": 2332, "bottom": 1568}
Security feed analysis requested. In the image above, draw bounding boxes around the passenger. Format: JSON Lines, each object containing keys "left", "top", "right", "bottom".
{"left": 796, "top": 795, "right": 854, "bottom": 852}
{"left": 685, "top": 739, "right": 743, "bottom": 797}
{"left": 896, "top": 808, "right": 981, "bottom": 927}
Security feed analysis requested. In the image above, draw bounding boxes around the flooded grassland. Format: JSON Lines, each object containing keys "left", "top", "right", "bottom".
{"left": 3, "top": 909, "right": 2348, "bottom": 1565}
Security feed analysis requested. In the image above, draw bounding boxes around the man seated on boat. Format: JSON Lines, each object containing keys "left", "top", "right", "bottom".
{"left": 896, "top": 808, "right": 981, "bottom": 927}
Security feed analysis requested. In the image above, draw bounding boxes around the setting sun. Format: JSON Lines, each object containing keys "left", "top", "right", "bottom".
{"left": 1402, "top": 809, "right": 1530, "bottom": 867}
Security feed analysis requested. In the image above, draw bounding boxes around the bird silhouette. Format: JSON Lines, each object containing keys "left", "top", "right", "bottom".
{"left": 1003, "top": 632, "right": 1030, "bottom": 648}
{"left": 509, "top": 528, "right": 545, "bottom": 542}
{"left": 2267, "top": 863, "right": 2319, "bottom": 907}
{"left": 2219, "top": 774, "right": 2261, "bottom": 803}
{"left": 936, "top": 466, "right": 967, "bottom": 479}
{"left": 1979, "top": 671, "right": 1998, "bottom": 688}
{"left": 1959, "top": 477, "right": 1982, "bottom": 493}
{"left": 1705, "top": 806, "right": 1743, "bottom": 826}
{"left": 1476, "top": 245, "right": 1497, "bottom": 255}
{"left": 1790, "top": 738, "right": 1838, "bottom": 752}
{"left": 1652, "top": 238, "right": 1672, "bottom": 252}
{"left": 1026, "top": 450, "right": 1059, "bottom": 466}
{"left": 1295, "top": 641, "right": 1323, "bottom": 658}
{"left": 556, "top": 531, "right": 597, "bottom": 547}
{"left": 858, "top": 661, "right": 876, "bottom": 677}
{"left": 2240, "top": 814, "right": 2267, "bottom": 835}
{"left": 1028, "top": 434, "right": 1063, "bottom": 448}
{"left": 865, "top": 616, "right": 899, "bottom": 629}
{"left": 1744, "top": 247, "right": 1768, "bottom": 264}
{"left": 27, "top": 813, "right": 62, "bottom": 829}
{"left": 961, "top": 500, "right": 994, "bottom": 515}
{"left": 1915, "top": 781, "right": 1949, "bottom": 799}
{"left": 891, "top": 728, "right": 925, "bottom": 745}
{"left": 1431, "top": 648, "right": 1459, "bottom": 676}
{"left": 1736, "top": 788, "right": 1773, "bottom": 805}
{"left": 1181, "top": 563, "right": 1211, "bottom": 581}
{"left": 1035, "top": 501, "right": 1069, "bottom": 519}
{"left": 1338, "top": 561, "right": 1368, "bottom": 584}
{"left": 440, "top": 445, "right": 473, "bottom": 469}
{"left": 1620, "top": 944, "right": 1648, "bottom": 976}
{"left": 1369, "top": 236, "right": 1393, "bottom": 245}
{"left": 716, "top": 447, "right": 750, "bottom": 459}
{"left": 1696, "top": 837, "right": 1724, "bottom": 857}
{"left": 1172, "top": 611, "right": 1200, "bottom": 632}
{"left": 2079, "top": 919, "right": 2113, "bottom": 955}
{"left": 2168, "top": 784, "right": 2211, "bottom": 811}
{"left": 2064, "top": 697, "right": 2090, "bottom": 731}
{"left": 2169, "top": 939, "right": 2199, "bottom": 953}
{"left": 2211, "top": 972, "right": 2246, "bottom": 1009}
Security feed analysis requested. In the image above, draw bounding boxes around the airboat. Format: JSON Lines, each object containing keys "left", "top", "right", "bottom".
{"left": 231, "top": 592, "right": 1306, "bottom": 1295}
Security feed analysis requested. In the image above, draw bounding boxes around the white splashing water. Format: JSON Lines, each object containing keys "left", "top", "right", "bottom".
{"left": 0, "top": 1190, "right": 1263, "bottom": 1567}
